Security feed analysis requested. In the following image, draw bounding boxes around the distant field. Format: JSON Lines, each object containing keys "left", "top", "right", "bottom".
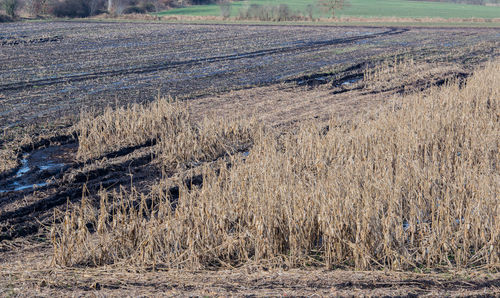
{"left": 157, "top": 0, "right": 500, "bottom": 19}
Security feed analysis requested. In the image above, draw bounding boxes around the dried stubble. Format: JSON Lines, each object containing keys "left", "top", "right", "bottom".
{"left": 53, "top": 60, "right": 499, "bottom": 271}
{"left": 0, "top": 149, "right": 18, "bottom": 173}
{"left": 362, "top": 55, "right": 466, "bottom": 94}
{"left": 76, "top": 97, "right": 188, "bottom": 161}
{"left": 76, "top": 97, "right": 253, "bottom": 166}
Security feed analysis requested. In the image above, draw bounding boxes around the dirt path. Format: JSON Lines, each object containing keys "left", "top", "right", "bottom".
{"left": 1, "top": 244, "right": 498, "bottom": 296}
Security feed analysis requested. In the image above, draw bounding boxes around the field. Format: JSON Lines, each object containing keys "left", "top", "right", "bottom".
{"left": 157, "top": 0, "right": 500, "bottom": 19}
{"left": 0, "top": 21, "right": 499, "bottom": 295}
{"left": 2, "top": 22, "right": 500, "bottom": 130}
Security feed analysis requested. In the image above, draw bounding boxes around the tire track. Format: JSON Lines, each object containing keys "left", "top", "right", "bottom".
{"left": 0, "top": 28, "right": 408, "bottom": 92}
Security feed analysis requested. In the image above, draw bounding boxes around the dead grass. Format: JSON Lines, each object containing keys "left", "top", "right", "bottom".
{"left": 90, "top": 13, "right": 500, "bottom": 24}
{"left": 0, "top": 149, "right": 18, "bottom": 173}
{"left": 362, "top": 56, "right": 467, "bottom": 93}
{"left": 154, "top": 113, "right": 255, "bottom": 171}
{"left": 91, "top": 13, "right": 225, "bottom": 22}
{"left": 76, "top": 97, "right": 254, "bottom": 172}
{"left": 363, "top": 55, "right": 422, "bottom": 85}
{"left": 77, "top": 97, "right": 188, "bottom": 161}
{"left": 53, "top": 59, "right": 499, "bottom": 271}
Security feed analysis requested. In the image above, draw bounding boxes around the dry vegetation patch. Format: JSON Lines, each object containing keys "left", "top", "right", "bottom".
{"left": 52, "top": 59, "right": 499, "bottom": 272}
{"left": 0, "top": 149, "right": 18, "bottom": 174}
{"left": 1, "top": 246, "right": 498, "bottom": 297}
{"left": 77, "top": 98, "right": 189, "bottom": 161}
{"left": 77, "top": 97, "right": 254, "bottom": 169}
{"left": 98, "top": 13, "right": 500, "bottom": 25}
{"left": 362, "top": 56, "right": 466, "bottom": 93}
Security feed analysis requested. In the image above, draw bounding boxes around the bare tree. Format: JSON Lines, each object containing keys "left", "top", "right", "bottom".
{"left": 154, "top": 0, "right": 160, "bottom": 13}
{"left": 318, "top": 0, "right": 348, "bottom": 18}
{"left": 218, "top": 0, "right": 231, "bottom": 19}
{"left": 89, "top": 0, "right": 103, "bottom": 15}
{"left": 107, "top": 0, "right": 126, "bottom": 14}
{"left": 305, "top": 4, "right": 315, "bottom": 21}
{"left": 26, "top": 0, "right": 44, "bottom": 15}
{"left": 160, "top": 0, "right": 174, "bottom": 7}
{"left": 3, "top": 0, "right": 20, "bottom": 17}
{"left": 115, "top": 0, "right": 127, "bottom": 14}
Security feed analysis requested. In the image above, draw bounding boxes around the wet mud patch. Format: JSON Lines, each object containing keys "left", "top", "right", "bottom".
{"left": 0, "top": 139, "right": 165, "bottom": 242}
{"left": 336, "top": 76, "right": 363, "bottom": 87}
{"left": 288, "top": 60, "right": 368, "bottom": 89}
{"left": 292, "top": 71, "right": 364, "bottom": 94}
{"left": 0, "top": 143, "right": 76, "bottom": 194}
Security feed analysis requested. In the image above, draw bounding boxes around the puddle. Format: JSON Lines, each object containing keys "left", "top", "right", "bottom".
{"left": 403, "top": 221, "right": 410, "bottom": 231}
{"left": 11, "top": 181, "right": 47, "bottom": 191}
{"left": 15, "top": 154, "right": 30, "bottom": 178}
{"left": 403, "top": 219, "right": 430, "bottom": 231}
{"left": 0, "top": 143, "right": 75, "bottom": 193}
{"left": 297, "top": 76, "right": 329, "bottom": 87}
{"left": 39, "top": 162, "right": 65, "bottom": 171}
{"left": 356, "top": 40, "right": 370, "bottom": 45}
{"left": 403, "top": 218, "right": 465, "bottom": 232}
{"left": 339, "top": 77, "right": 362, "bottom": 86}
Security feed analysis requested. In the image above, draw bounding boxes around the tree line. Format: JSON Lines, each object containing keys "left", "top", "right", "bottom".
{"left": 1, "top": 0, "right": 219, "bottom": 18}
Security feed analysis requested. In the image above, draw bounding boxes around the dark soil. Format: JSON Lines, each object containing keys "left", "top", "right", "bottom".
{"left": 1, "top": 22, "right": 499, "bottom": 129}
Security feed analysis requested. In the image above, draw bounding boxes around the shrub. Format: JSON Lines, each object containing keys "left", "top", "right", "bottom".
{"left": 219, "top": 1, "right": 231, "bottom": 19}
{"left": 89, "top": 0, "right": 106, "bottom": 15}
{"left": 123, "top": 5, "right": 146, "bottom": 14}
{"left": 276, "top": 4, "right": 290, "bottom": 21}
{"left": 26, "top": 0, "right": 44, "bottom": 15}
{"left": 52, "top": 0, "right": 91, "bottom": 17}
{"left": 191, "top": 0, "right": 216, "bottom": 4}
{"left": 3, "top": 0, "right": 19, "bottom": 18}
{"left": 0, "top": 12, "right": 13, "bottom": 21}
{"left": 238, "top": 4, "right": 302, "bottom": 22}
{"left": 140, "top": 2, "right": 156, "bottom": 12}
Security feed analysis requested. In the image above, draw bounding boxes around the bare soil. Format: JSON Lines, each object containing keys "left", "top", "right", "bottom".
{"left": 1, "top": 22, "right": 499, "bottom": 129}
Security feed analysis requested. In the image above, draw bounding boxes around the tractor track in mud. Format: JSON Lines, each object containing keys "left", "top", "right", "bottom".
{"left": 0, "top": 137, "right": 231, "bottom": 242}
{"left": 0, "top": 28, "right": 407, "bottom": 92}
{"left": 0, "top": 141, "right": 158, "bottom": 242}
